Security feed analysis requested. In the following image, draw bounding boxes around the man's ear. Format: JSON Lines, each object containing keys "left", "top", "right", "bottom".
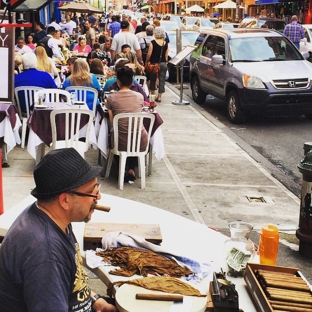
{"left": 58, "top": 193, "right": 71, "bottom": 211}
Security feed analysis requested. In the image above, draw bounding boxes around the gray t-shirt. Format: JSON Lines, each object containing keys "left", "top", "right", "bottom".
{"left": 111, "top": 31, "right": 141, "bottom": 54}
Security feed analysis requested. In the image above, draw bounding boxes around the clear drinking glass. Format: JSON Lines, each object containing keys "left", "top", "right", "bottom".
{"left": 223, "top": 221, "right": 255, "bottom": 277}
{"left": 149, "top": 94, "right": 157, "bottom": 112}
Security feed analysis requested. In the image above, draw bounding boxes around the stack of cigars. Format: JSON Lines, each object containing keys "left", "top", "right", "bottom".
{"left": 255, "top": 269, "right": 312, "bottom": 312}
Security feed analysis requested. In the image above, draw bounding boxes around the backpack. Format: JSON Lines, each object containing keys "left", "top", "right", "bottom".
{"left": 141, "top": 38, "right": 150, "bottom": 63}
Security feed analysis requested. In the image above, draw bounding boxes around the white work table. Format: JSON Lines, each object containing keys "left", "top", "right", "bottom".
{"left": 0, "top": 194, "right": 257, "bottom": 312}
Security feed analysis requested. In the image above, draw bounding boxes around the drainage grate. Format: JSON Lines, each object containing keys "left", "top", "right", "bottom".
{"left": 246, "top": 196, "right": 266, "bottom": 203}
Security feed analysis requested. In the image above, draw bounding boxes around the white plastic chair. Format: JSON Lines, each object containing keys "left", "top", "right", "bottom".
{"left": 105, "top": 113, "right": 155, "bottom": 190}
{"left": 50, "top": 108, "right": 94, "bottom": 158}
{"left": 14, "top": 86, "right": 44, "bottom": 149}
{"left": 35, "top": 89, "right": 71, "bottom": 104}
{"left": 65, "top": 86, "right": 98, "bottom": 115}
{"left": 135, "top": 75, "right": 149, "bottom": 97}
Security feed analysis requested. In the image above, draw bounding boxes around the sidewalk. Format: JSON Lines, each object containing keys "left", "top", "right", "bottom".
{"left": 2, "top": 83, "right": 311, "bottom": 283}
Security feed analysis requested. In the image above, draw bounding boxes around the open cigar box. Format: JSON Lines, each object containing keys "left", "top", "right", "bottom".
{"left": 244, "top": 263, "right": 312, "bottom": 312}
{"left": 83, "top": 223, "right": 162, "bottom": 250}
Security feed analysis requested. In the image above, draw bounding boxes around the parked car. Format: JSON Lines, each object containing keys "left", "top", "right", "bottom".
{"left": 166, "top": 30, "right": 200, "bottom": 80}
{"left": 189, "top": 28, "right": 312, "bottom": 123}
{"left": 239, "top": 17, "right": 286, "bottom": 33}
{"left": 300, "top": 24, "right": 312, "bottom": 61}
{"left": 162, "top": 14, "right": 182, "bottom": 25}
{"left": 160, "top": 20, "right": 180, "bottom": 32}
{"left": 180, "top": 17, "right": 217, "bottom": 31}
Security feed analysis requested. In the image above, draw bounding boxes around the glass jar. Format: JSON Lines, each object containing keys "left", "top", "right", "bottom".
{"left": 223, "top": 221, "right": 255, "bottom": 277}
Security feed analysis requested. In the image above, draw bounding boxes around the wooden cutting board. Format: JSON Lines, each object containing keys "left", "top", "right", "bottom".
{"left": 83, "top": 223, "right": 162, "bottom": 250}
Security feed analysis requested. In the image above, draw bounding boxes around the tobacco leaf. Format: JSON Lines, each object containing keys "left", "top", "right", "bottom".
{"left": 96, "top": 247, "right": 193, "bottom": 277}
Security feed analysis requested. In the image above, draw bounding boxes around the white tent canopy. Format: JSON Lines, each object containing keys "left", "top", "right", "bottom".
{"left": 185, "top": 4, "right": 204, "bottom": 13}
{"left": 213, "top": 0, "right": 237, "bottom": 9}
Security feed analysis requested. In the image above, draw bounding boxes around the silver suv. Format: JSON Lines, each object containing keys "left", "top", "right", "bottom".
{"left": 189, "top": 28, "right": 312, "bottom": 123}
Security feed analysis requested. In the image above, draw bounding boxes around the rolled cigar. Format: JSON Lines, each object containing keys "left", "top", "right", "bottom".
{"left": 94, "top": 204, "right": 111, "bottom": 212}
{"left": 268, "top": 295, "right": 312, "bottom": 305}
{"left": 135, "top": 293, "right": 183, "bottom": 302}
{"left": 265, "top": 281, "right": 311, "bottom": 292}
{"left": 260, "top": 275, "right": 308, "bottom": 285}
{"left": 257, "top": 269, "right": 297, "bottom": 277}
{"left": 269, "top": 300, "right": 312, "bottom": 309}
{"left": 271, "top": 303, "right": 312, "bottom": 312}
{"left": 266, "top": 287, "right": 312, "bottom": 297}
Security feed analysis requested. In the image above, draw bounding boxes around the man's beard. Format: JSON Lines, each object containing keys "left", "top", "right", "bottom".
{"left": 84, "top": 201, "right": 97, "bottom": 223}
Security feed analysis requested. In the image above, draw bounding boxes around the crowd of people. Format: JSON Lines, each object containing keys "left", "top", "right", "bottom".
{"left": 14, "top": 12, "right": 168, "bottom": 188}
{"left": 14, "top": 12, "right": 169, "bottom": 105}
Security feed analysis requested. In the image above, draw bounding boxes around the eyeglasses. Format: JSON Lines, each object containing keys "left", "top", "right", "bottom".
{"left": 67, "top": 183, "right": 101, "bottom": 199}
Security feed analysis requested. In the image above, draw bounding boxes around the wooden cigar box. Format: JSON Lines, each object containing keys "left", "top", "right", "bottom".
{"left": 244, "top": 263, "right": 312, "bottom": 312}
{"left": 83, "top": 223, "right": 162, "bottom": 250}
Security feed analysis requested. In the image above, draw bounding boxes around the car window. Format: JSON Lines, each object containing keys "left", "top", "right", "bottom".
{"left": 167, "top": 32, "right": 201, "bottom": 54}
{"left": 215, "top": 37, "right": 225, "bottom": 57}
{"left": 160, "top": 21, "right": 180, "bottom": 31}
{"left": 229, "top": 36, "right": 303, "bottom": 62}
{"left": 185, "top": 17, "right": 197, "bottom": 25}
{"left": 202, "top": 35, "right": 218, "bottom": 58}
{"left": 201, "top": 19, "right": 214, "bottom": 27}
{"left": 195, "top": 33, "right": 207, "bottom": 45}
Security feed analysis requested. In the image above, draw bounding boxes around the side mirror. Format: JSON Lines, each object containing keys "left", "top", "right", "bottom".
{"left": 212, "top": 54, "right": 224, "bottom": 64}
{"left": 301, "top": 51, "right": 309, "bottom": 59}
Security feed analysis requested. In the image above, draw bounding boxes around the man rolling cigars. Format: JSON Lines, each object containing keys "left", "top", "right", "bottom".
{"left": 0, "top": 148, "right": 116, "bottom": 312}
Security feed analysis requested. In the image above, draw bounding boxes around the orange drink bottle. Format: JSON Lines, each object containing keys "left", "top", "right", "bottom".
{"left": 259, "top": 224, "right": 279, "bottom": 265}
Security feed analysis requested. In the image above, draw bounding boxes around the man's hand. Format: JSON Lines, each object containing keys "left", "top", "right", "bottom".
{"left": 92, "top": 298, "right": 118, "bottom": 312}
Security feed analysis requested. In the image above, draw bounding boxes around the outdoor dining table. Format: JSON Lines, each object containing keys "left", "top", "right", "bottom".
{"left": 95, "top": 104, "right": 165, "bottom": 162}
{"left": 27, "top": 102, "right": 98, "bottom": 163}
{"left": 0, "top": 103, "right": 22, "bottom": 162}
{"left": 0, "top": 194, "right": 258, "bottom": 312}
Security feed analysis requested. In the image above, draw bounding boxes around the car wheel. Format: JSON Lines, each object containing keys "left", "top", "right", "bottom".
{"left": 304, "top": 113, "right": 312, "bottom": 119}
{"left": 191, "top": 76, "right": 207, "bottom": 104}
{"left": 227, "top": 90, "right": 247, "bottom": 124}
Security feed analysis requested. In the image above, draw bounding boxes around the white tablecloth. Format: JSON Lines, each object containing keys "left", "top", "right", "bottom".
{"left": 0, "top": 195, "right": 257, "bottom": 312}
{"left": 0, "top": 113, "right": 21, "bottom": 156}
{"left": 27, "top": 106, "right": 98, "bottom": 161}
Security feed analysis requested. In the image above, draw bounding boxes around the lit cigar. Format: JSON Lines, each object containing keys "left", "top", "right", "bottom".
{"left": 136, "top": 293, "right": 183, "bottom": 302}
{"left": 94, "top": 205, "right": 111, "bottom": 212}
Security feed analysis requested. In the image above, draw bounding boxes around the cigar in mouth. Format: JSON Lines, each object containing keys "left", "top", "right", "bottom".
{"left": 94, "top": 205, "right": 111, "bottom": 212}
{"left": 135, "top": 293, "right": 183, "bottom": 302}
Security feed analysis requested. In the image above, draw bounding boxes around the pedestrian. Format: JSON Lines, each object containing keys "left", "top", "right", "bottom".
{"left": 0, "top": 148, "right": 117, "bottom": 312}
{"left": 85, "top": 20, "right": 96, "bottom": 47}
{"left": 138, "top": 24, "right": 154, "bottom": 63}
{"left": 108, "top": 15, "right": 120, "bottom": 38}
{"left": 110, "top": 20, "right": 142, "bottom": 64}
{"left": 283, "top": 15, "right": 305, "bottom": 49}
{"left": 145, "top": 26, "right": 168, "bottom": 102}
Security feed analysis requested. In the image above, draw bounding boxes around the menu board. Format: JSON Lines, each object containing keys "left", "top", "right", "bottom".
{"left": 169, "top": 45, "right": 197, "bottom": 66}
{"left": 0, "top": 10, "right": 14, "bottom": 103}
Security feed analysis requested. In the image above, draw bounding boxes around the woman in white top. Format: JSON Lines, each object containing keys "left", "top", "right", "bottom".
{"left": 35, "top": 46, "right": 60, "bottom": 87}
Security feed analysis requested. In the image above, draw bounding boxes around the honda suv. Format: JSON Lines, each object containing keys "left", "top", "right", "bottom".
{"left": 189, "top": 28, "right": 312, "bottom": 123}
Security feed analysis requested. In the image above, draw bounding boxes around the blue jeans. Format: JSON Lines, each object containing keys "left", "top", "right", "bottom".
{"left": 294, "top": 42, "right": 300, "bottom": 49}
